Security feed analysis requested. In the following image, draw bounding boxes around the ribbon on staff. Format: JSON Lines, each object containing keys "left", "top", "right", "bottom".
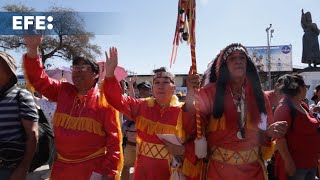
{"left": 170, "top": 1, "right": 208, "bottom": 179}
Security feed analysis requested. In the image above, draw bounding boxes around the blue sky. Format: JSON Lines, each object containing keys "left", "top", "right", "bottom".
{"left": 3, "top": 0, "right": 320, "bottom": 75}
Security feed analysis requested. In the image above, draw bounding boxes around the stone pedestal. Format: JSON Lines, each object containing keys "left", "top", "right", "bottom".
{"left": 299, "top": 68, "right": 320, "bottom": 103}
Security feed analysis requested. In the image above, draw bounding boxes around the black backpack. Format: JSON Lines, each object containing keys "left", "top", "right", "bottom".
{"left": 0, "top": 88, "right": 53, "bottom": 170}
{"left": 28, "top": 108, "right": 54, "bottom": 172}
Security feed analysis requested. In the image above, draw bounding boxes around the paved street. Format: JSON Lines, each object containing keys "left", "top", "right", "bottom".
{"left": 25, "top": 164, "right": 319, "bottom": 180}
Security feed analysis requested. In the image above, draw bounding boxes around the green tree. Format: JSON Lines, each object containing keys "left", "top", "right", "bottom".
{"left": 0, "top": 4, "right": 101, "bottom": 65}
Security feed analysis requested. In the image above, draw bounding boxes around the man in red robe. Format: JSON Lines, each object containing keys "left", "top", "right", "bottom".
{"left": 23, "top": 35, "right": 123, "bottom": 180}
{"left": 186, "top": 43, "right": 288, "bottom": 179}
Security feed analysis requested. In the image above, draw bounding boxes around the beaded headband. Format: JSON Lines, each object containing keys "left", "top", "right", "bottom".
{"left": 222, "top": 46, "right": 248, "bottom": 60}
{"left": 153, "top": 72, "right": 175, "bottom": 84}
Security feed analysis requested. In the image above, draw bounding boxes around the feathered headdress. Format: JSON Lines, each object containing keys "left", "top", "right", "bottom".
{"left": 203, "top": 43, "right": 267, "bottom": 126}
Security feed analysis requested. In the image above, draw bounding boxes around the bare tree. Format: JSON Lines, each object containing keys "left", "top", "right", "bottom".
{"left": 0, "top": 4, "right": 101, "bottom": 65}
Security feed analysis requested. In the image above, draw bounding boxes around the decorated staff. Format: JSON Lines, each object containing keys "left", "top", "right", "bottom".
{"left": 171, "top": 0, "right": 207, "bottom": 160}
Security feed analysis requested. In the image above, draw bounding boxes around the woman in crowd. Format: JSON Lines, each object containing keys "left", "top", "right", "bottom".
{"left": 274, "top": 74, "right": 320, "bottom": 180}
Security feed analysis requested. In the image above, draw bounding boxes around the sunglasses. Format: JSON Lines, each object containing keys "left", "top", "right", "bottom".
{"left": 70, "top": 65, "right": 92, "bottom": 72}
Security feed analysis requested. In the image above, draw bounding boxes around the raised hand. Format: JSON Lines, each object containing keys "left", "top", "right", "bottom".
{"left": 184, "top": 66, "right": 200, "bottom": 111}
{"left": 128, "top": 76, "right": 138, "bottom": 86}
{"left": 186, "top": 66, "right": 200, "bottom": 90}
{"left": 105, "top": 47, "right": 118, "bottom": 78}
{"left": 23, "top": 35, "right": 43, "bottom": 58}
{"left": 23, "top": 35, "right": 42, "bottom": 49}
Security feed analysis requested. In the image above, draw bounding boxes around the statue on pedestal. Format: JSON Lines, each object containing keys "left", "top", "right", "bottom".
{"left": 301, "top": 9, "right": 320, "bottom": 67}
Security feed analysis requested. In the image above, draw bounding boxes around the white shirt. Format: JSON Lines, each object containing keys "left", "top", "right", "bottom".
{"left": 35, "top": 97, "right": 57, "bottom": 123}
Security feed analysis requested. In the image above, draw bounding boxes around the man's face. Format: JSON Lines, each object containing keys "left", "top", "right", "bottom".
{"left": 0, "top": 60, "right": 13, "bottom": 87}
{"left": 152, "top": 77, "right": 175, "bottom": 101}
{"left": 138, "top": 86, "right": 152, "bottom": 98}
{"left": 226, "top": 50, "right": 247, "bottom": 79}
{"left": 71, "top": 59, "right": 97, "bottom": 91}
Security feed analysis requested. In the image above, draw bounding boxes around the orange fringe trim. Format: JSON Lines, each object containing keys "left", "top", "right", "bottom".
{"left": 146, "top": 95, "right": 183, "bottom": 107}
{"left": 53, "top": 113, "right": 106, "bottom": 136}
{"left": 100, "top": 80, "right": 123, "bottom": 180}
{"left": 181, "top": 158, "right": 202, "bottom": 178}
{"left": 261, "top": 141, "right": 276, "bottom": 160}
{"left": 143, "top": 96, "right": 186, "bottom": 141}
{"left": 175, "top": 111, "right": 186, "bottom": 142}
{"left": 113, "top": 110, "right": 124, "bottom": 180}
{"left": 136, "top": 115, "right": 183, "bottom": 137}
{"left": 207, "top": 114, "right": 226, "bottom": 132}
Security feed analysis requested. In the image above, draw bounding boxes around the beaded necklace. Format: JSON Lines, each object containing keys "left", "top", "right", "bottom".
{"left": 230, "top": 86, "right": 246, "bottom": 139}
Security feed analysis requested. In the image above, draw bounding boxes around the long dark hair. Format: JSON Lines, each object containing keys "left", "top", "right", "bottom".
{"left": 212, "top": 43, "right": 266, "bottom": 119}
{"left": 279, "top": 74, "right": 306, "bottom": 130}
{"left": 282, "top": 97, "right": 296, "bottom": 130}
{"left": 280, "top": 74, "right": 305, "bottom": 98}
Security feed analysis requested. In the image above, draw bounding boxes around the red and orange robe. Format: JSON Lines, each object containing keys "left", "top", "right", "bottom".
{"left": 103, "top": 77, "right": 198, "bottom": 180}
{"left": 198, "top": 81, "right": 274, "bottom": 180}
{"left": 23, "top": 55, "right": 123, "bottom": 180}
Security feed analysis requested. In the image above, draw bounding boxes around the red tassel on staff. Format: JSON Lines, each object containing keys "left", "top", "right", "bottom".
{"left": 172, "top": 0, "right": 202, "bottom": 141}
{"left": 170, "top": 0, "right": 208, "bottom": 179}
{"left": 171, "top": 0, "right": 203, "bottom": 140}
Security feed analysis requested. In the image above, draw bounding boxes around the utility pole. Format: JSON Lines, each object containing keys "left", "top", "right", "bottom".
{"left": 266, "top": 24, "right": 274, "bottom": 90}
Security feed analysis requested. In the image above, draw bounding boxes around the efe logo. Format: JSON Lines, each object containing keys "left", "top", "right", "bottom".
{"left": 12, "top": 16, "right": 53, "bottom": 30}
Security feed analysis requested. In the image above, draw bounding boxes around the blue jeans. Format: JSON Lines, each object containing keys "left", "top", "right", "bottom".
{"left": 288, "top": 168, "right": 317, "bottom": 180}
{"left": 0, "top": 167, "right": 13, "bottom": 180}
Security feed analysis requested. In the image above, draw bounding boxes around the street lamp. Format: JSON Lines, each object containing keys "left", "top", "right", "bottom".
{"left": 266, "top": 24, "right": 274, "bottom": 90}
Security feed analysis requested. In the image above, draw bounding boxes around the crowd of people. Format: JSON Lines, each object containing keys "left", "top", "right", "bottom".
{"left": 0, "top": 35, "right": 319, "bottom": 180}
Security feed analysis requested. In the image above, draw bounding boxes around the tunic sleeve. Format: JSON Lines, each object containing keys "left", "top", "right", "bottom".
{"left": 23, "top": 54, "right": 62, "bottom": 102}
{"left": 103, "top": 76, "right": 143, "bottom": 121}
{"left": 94, "top": 107, "right": 123, "bottom": 177}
